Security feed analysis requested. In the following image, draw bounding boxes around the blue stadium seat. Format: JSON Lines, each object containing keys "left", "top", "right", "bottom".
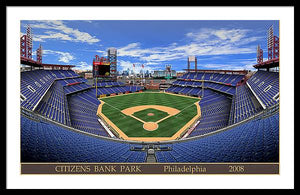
{"left": 156, "top": 112, "right": 279, "bottom": 162}
{"left": 21, "top": 115, "right": 147, "bottom": 162}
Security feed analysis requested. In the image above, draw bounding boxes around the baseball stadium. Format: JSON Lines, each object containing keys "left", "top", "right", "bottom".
{"left": 20, "top": 23, "right": 279, "bottom": 163}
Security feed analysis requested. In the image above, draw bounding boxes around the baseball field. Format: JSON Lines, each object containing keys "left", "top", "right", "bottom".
{"left": 97, "top": 92, "right": 201, "bottom": 141}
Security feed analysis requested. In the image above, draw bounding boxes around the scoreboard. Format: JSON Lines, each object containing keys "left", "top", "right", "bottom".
{"left": 93, "top": 55, "right": 111, "bottom": 77}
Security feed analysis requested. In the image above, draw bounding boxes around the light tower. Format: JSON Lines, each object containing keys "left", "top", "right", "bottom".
{"left": 108, "top": 48, "right": 117, "bottom": 79}
{"left": 26, "top": 25, "right": 33, "bottom": 59}
{"left": 36, "top": 44, "right": 42, "bottom": 64}
{"left": 267, "top": 25, "right": 279, "bottom": 60}
{"left": 257, "top": 44, "right": 263, "bottom": 64}
{"left": 273, "top": 35, "right": 279, "bottom": 59}
{"left": 20, "top": 24, "right": 33, "bottom": 59}
{"left": 267, "top": 25, "right": 274, "bottom": 60}
{"left": 187, "top": 56, "right": 197, "bottom": 72}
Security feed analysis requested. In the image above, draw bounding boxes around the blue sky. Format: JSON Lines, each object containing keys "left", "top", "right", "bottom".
{"left": 20, "top": 20, "right": 279, "bottom": 72}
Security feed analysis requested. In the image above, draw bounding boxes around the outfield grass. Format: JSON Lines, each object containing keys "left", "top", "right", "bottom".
{"left": 100, "top": 92, "right": 200, "bottom": 137}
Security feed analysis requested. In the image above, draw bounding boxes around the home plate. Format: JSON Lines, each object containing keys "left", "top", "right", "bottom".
{"left": 143, "top": 122, "right": 158, "bottom": 131}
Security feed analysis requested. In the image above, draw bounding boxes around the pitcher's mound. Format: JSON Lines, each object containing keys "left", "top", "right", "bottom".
{"left": 147, "top": 113, "right": 154, "bottom": 116}
{"left": 143, "top": 122, "right": 158, "bottom": 131}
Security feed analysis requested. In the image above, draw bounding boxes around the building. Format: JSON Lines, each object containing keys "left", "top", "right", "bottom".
{"left": 153, "top": 70, "right": 176, "bottom": 78}
{"left": 84, "top": 72, "right": 93, "bottom": 79}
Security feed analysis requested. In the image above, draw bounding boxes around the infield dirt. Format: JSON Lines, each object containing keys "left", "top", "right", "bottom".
{"left": 97, "top": 92, "right": 201, "bottom": 142}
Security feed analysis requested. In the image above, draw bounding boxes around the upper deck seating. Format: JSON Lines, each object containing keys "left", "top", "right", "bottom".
{"left": 246, "top": 71, "right": 279, "bottom": 108}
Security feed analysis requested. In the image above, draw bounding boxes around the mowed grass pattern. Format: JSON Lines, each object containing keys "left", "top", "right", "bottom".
{"left": 101, "top": 93, "right": 199, "bottom": 137}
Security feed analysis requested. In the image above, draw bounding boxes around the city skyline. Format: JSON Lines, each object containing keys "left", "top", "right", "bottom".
{"left": 20, "top": 20, "right": 279, "bottom": 73}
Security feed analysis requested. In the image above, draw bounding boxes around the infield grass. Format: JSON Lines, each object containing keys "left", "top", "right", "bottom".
{"left": 132, "top": 108, "right": 169, "bottom": 122}
{"left": 100, "top": 92, "right": 200, "bottom": 137}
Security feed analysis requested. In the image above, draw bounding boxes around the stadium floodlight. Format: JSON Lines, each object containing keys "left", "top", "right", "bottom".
{"left": 26, "top": 24, "right": 33, "bottom": 59}
{"left": 257, "top": 45, "right": 263, "bottom": 64}
{"left": 267, "top": 25, "right": 274, "bottom": 60}
{"left": 267, "top": 25, "right": 274, "bottom": 49}
{"left": 108, "top": 47, "right": 117, "bottom": 55}
{"left": 188, "top": 56, "right": 196, "bottom": 62}
{"left": 36, "top": 44, "right": 43, "bottom": 63}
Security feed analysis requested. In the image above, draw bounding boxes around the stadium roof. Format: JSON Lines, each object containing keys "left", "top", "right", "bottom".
{"left": 253, "top": 58, "right": 279, "bottom": 69}
{"left": 21, "top": 56, "right": 75, "bottom": 69}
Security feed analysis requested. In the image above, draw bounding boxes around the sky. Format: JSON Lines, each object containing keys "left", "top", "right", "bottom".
{"left": 20, "top": 20, "right": 279, "bottom": 73}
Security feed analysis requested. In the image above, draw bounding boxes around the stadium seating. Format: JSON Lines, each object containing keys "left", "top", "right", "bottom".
{"left": 20, "top": 69, "right": 279, "bottom": 163}
{"left": 63, "top": 83, "right": 91, "bottom": 94}
{"left": 95, "top": 81, "right": 125, "bottom": 87}
{"left": 188, "top": 89, "right": 232, "bottom": 137}
{"left": 56, "top": 77, "right": 87, "bottom": 86}
{"left": 170, "top": 72, "right": 240, "bottom": 97}
{"left": 246, "top": 70, "right": 279, "bottom": 108}
{"left": 21, "top": 69, "right": 143, "bottom": 133}
{"left": 35, "top": 81, "right": 72, "bottom": 126}
{"left": 229, "top": 84, "right": 264, "bottom": 124}
{"left": 21, "top": 110, "right": 279, "bottom": 163}
{"left": 20, "top": 70, "right": 80, "bottom": 110}
{"left": 177, "top": 72, "right": 245, "bottom": 86}
{"left": 21, "top": 115, "right": 147, "bottom": 162}
{"left": 67, "top": 90, "right": 108, "bottom": 136}
{"left": 156, "top": 112, "right": 279, "bottom": 162}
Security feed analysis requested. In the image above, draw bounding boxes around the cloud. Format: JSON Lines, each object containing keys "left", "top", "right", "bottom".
{"left": 43, "top": 49, "right": 75, "bottom": 63}
{"left": 117, "top": 42, "right": 157, "bottom": 57}
{"left": 29, "top": 20, "right": 100, "bottom": 44}
{"left": 200, "top": 63, "right": 250, "bottom": 71}
{"left": 117, "top": 42, "right": 184, "bottom": 63}
{"left": 175, "top": 28, "right": 262, "bottom": 56}
{"left": 200, "top": 57, "right": 259, "bottom": 71}
{"left": 179, "top": 28, "right": 264, "bottom": 57}
{"left": 116, "top": 27, "right": 260, "bottom": 67}
{"left": 75, "top": 61, "right": 92, "bottom": 70}
{"left": 33, "top": 31, "right": 73, "bottom": 42}
{"left": 185, "top": 28, "right": 250, "bottom": 43}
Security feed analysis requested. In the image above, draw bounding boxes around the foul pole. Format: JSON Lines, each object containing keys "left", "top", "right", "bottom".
{"left": 95, "top": 77, "right": 98, "bottom": 98}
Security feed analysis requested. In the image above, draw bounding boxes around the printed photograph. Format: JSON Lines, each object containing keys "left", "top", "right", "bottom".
{"left": 20, "top": 20, "right": 280, "bottom": 174}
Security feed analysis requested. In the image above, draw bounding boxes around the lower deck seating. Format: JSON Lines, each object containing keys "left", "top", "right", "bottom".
{"left": 166, "top": 86, "right": 203, "bottom": 96}
{"left": 94, "top": 85, "right": 142, "bottom": 95}
{"left": 21, "top": 115, "right": 147, "bottom": 162}
{"left": 95, "top": 81, "right": 125, "bottom": 87}
{"left": 156, "top": 112, "right": 279, "bottom": 162}
{"left": 188, "top": 89, "right": 232, "bottom": 137}
{"left": 67, "top": 90, "right": 108, "bottom": 136}
{"left": 168, "top": 80, "right": 236, "bottom": 96}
